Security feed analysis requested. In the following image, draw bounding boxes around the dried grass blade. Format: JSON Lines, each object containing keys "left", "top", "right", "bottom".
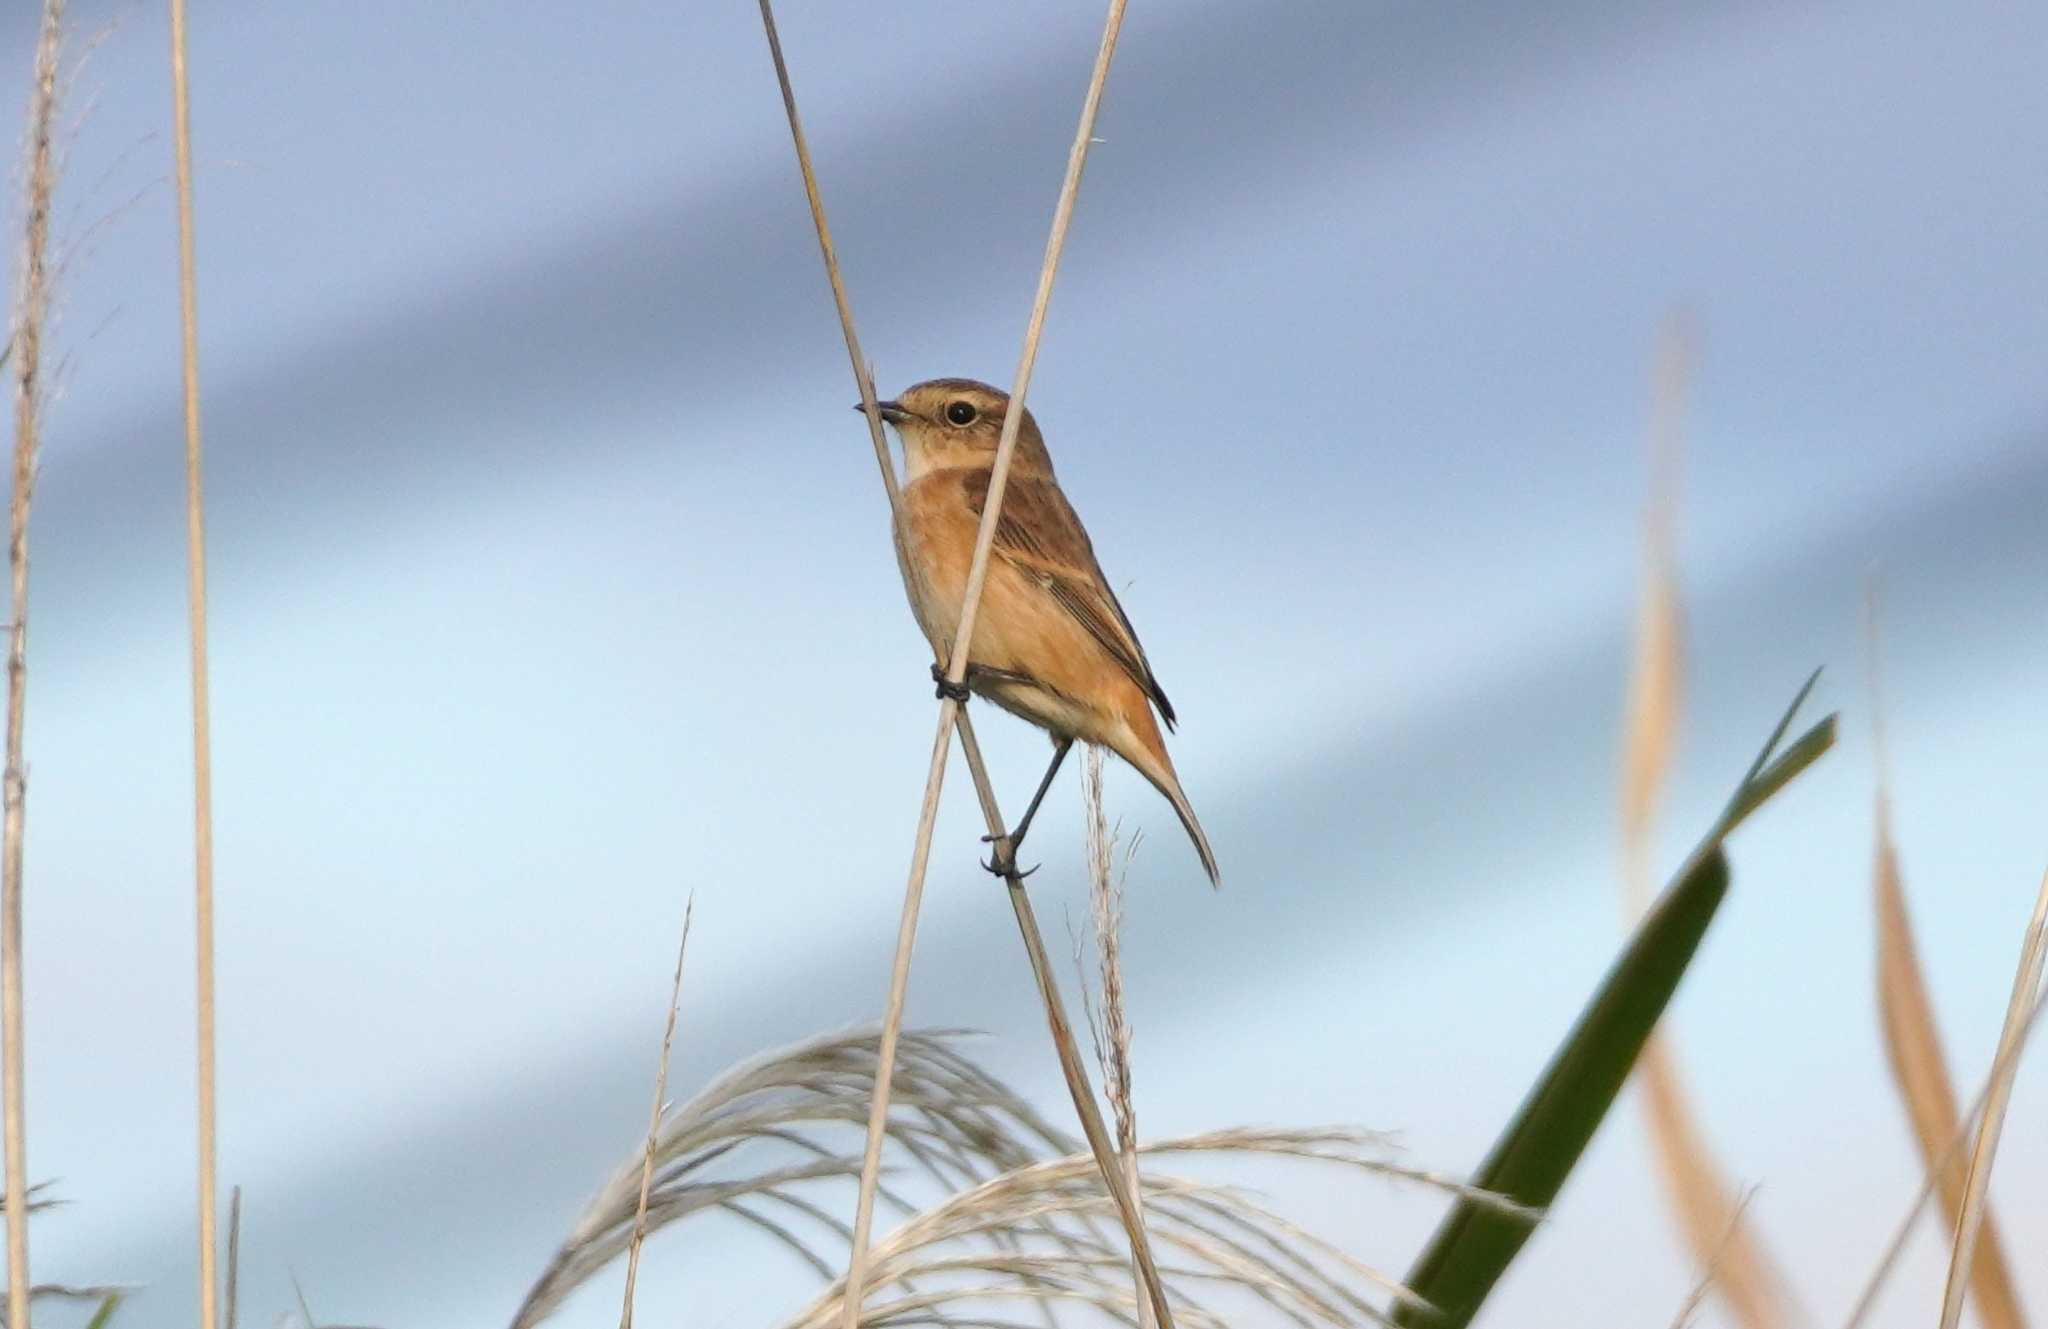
{"left": 1937, "top": 866, "right": 2048, "bottom": 1329}
{"left": 1638, "top": 1038, "right": 1785, "bottom": 1327}
{"left": 1862, "top": 588, "right": 2026, "bottom": 1329}
{"left": 1665, "top": 1186, "right": 1758, "bottom": 1329}
{"left": 1619, "top": 315, "right": 1787, "bottom": 1329}
{"left": 1873, "top": 810, "right": 2025, "bottom": 1325}
{"left": 1618, "top": 313, "right": 1687, "bottom": 917}
{"left": 1839, "top": 987, "right": 2047, "bottom": 1329}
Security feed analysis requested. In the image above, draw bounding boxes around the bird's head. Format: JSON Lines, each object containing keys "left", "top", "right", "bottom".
{"left": 856, "top": 378, "right": 1054, "bottom": 481}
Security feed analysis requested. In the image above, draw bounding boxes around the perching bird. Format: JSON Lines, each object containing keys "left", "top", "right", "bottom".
{"left": 859, "top": 378, "right": 1220, "bottom": 886}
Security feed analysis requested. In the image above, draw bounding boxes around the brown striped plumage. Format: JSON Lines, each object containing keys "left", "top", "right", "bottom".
{"left": 870, "top": 378, "right": 1219, "bottom": 886}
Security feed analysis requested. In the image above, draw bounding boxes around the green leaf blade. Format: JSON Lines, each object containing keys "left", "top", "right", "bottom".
{"left": 1395, "top": 848, "right": 1730, "bottom": 1326}
{"left": 1394, "top": 679, "right": 1836, "bottom": 1327}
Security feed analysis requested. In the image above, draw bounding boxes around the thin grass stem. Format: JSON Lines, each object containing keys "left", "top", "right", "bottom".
{"left": 225, "top": 1184, "right": 240, "bottom": 1329}
{"left": 2, "top": 5, "right": 65, "bottom": 1322}
{"left": 620, "top": 896, "right": 695, "bottom": 1329}
{"left": 167, "top": 2, "right": 221, "bottom": 1325}
{"left": 1935, "top": 865, "right": 2048, "bottom": 1329}
{"left": 753, "top": 0, "right": 897, "bottom": 518}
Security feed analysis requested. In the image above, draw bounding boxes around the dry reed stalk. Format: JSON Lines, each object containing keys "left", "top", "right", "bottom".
{"left": 1936, "top": 865, "right": 2048, "bottom": 1329}
{"left": 1863, "top": 597, "right": 2025, "bottom": 1329}
{"left": 167, "top": 0, "right": 222, "bottom": 1325}
{"left": 751, "top": 0, "right": 897, "bottom": 519}
{"left": 2, "top": 5, "right": 63, "bottom": 1321}
{"left": 1618, "top": 315, "right": 1787, "bottom": 1329}
{"left": 954, "top": 711, "right": 1175, "bottom": 1326}
{"left": 619, "top": 896, "right": 694, "bottom": 1329}
{"left": 753, "top": 2, "right": 1171, "bottom": 1325}
{"left": 1839, "top": 986, "right": 2046, "bottom": 1329}
{"left": 751, "top": 5, "right": 958, "bottom": 1316}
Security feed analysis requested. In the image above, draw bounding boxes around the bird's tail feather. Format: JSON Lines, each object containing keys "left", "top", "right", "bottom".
{"left": 1160, "top": 776, "right": 1222, "bottom": 888}
{"left": 1114, "top": 710, "right": 1222, "bottom": 888}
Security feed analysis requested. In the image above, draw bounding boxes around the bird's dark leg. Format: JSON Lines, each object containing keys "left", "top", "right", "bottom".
{"left": 984, "top": 737, "right": 1074, "bottom": 877}
{"left": 934, "top": 661, "right": 1039, "bottom": 704}
{"left": 930, "top": 661, "right": 971, "bottom": 704}
{"left": 1007, "top": 738, "right": 1073, "bottom": 853}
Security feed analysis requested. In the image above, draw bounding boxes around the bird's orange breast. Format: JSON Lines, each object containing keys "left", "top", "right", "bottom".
{"left": 895, "top": 473, "right": 976, "bottom": 658}
{"left": 895, "top": 469, "right": 1152, "bottom": 745}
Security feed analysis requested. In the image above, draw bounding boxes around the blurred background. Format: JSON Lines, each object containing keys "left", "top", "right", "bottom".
{"left": 12, "top": 0, "right": 2047, "bottom": 1323}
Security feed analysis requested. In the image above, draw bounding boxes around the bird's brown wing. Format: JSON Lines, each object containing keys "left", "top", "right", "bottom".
{"left": 961, "top": 469, "right": 1177, "bottom": 729}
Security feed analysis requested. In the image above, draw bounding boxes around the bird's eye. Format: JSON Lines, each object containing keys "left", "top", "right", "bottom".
{"left": 945, "top": 401, "right": 978, "bottom": 426}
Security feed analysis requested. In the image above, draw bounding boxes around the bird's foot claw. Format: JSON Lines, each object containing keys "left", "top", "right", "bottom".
{"left": 981, "top": 847, "right": 1039, "bottom": 880}
{"left": 980, "top": 834, "right": 1037, "bottom": 879}
{"left": 930, "top": 662, "right": 970, "bottom": 704}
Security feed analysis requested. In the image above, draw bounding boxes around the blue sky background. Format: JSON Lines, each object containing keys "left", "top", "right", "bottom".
{"left": 12, "top": 0, "right": 2048, "bottom": 1324}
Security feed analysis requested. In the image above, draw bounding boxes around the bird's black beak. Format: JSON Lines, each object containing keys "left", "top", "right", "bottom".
{"left": 854, "top": 399, "right": 909, "bottom": 425}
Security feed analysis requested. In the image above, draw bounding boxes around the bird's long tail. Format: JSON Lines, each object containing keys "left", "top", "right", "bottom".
{"left": 1112, "top": 708, "right": 1222, "bottom": 888}
{"left": 1159, "top": 773, "right": 1222, "bottom": 888}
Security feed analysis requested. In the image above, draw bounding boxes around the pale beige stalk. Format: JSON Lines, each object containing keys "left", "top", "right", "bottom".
{"left": 753, "top": 8, "right": 929, "bottom": 1321}
{"left": 753, "top": 1, "right": 897, "bottom": 520}
{"left": 1619, "top": 315, "right": 1787, "bottom": 1329}
{"left": 953, "top": 712, "right": 1173, "bottom": 1326}
{"left": 2, "top": 5, "right": 64, "bottom": 1322}
{"left": 1937, "top": 865, "right": 2048, "bottom": 1329}
{"left": 167, "top": 2, "right": 222, "bottom": 1327}
{"left": 620, "top": 895, "right": 693, "bottom": 1329}
{"left": 753, "top": 1, "right": 1169, "bottom": 1325}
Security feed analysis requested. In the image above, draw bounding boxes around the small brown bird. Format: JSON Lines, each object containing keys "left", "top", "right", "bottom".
{"left": 859, "top": 378, "right": 1220, "bottom": 886}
